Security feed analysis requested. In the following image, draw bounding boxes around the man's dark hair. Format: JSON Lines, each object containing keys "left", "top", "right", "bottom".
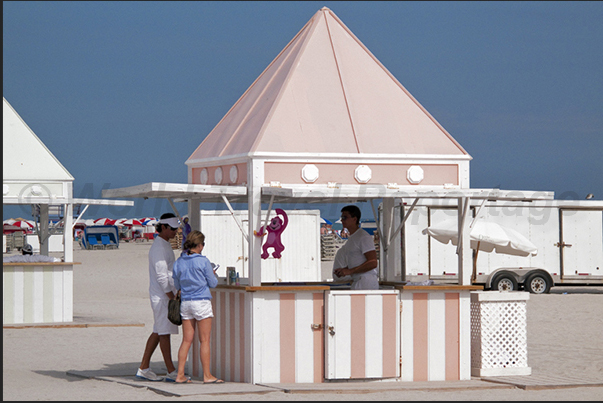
{"left": 341, "top": 205, "right": 361, "bottom": 222}
{"left": 155, "top": 212, "right": 177, "bottom": 233}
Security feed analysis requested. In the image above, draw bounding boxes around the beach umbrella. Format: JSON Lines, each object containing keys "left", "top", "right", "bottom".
{"left": 119, "top": 218, "right": 143, "bottom": 227}
{"left": 11, "top": 220, "right": 35, "bottom": 230}
{"left": 320, "top": 217, "right": 332, "bottom": 225}
{"left": 93, "top": 218, "right": 116, "bottom": 226}
{"left": 143, "top": 219, "right": 158, "bottom": 226}
{"left": 422, "top": 218, "right": 538, "bottom": 282}
{"left": 3, "top": 219, "right": 17, "bottom": 226}
{"left": 139, "top": 217, "right": 156, "bottom": 223}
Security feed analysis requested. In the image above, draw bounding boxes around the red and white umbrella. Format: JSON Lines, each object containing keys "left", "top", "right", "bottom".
{"left": 93, "top": 218, "right": 116, "bottom": 226}
{"left": 118, "top": 218, "right": 143, "bottom": 227}
{"left": 3, "top": 219, "right": 17, "bottom": 226}
{"left": 11, "top": 220, "right": 35, "bottom": 230}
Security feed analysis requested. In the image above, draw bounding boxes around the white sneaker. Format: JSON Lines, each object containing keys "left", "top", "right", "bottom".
{"left": 136, "top": 367, "right": 164, "bottom": 381}
{"left": 164, "top": 370, "right": 178, "bottom": 382}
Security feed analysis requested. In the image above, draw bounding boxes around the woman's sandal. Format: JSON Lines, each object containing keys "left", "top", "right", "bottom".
{"left": 175, "top": 377, "right": 192, "bottom": 384}
{"left": 203, "top": 378, "right": 224, "bottom": 384}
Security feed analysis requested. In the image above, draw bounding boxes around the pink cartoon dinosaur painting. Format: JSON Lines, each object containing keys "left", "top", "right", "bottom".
{"left": 254, "top": 208, "right": 288, "bottom": 259}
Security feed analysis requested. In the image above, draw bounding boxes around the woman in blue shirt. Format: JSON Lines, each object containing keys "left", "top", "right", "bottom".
{"left": 172, "top": 230, "right": 222, "bottom": 384}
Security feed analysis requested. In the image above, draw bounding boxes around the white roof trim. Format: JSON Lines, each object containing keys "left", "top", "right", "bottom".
{"left": 3, "top": 197, "right": 133, "bottom": 206}
{"left": 101, "top": 182, "right": 248, "bottom": 203}
{"left": 261, "top": 185, "right": 555, "bottom": 203}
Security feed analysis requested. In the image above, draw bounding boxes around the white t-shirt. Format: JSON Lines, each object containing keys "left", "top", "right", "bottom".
{"left": 148, "top": 236, "right": 177, "bottom": 299}
{"left": 338, "top": 228, "right": 379, "bottom": 290}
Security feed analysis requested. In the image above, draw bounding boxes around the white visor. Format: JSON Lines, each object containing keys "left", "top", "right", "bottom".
{"left": 158, "top": 217, "right": 180, "bottom": 228}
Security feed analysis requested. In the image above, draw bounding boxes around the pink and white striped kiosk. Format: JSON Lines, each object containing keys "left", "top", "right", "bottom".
{"left": 103, "top": 7, "right": 550, "bottom": 383}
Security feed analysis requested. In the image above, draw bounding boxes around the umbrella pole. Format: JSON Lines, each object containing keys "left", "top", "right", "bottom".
{"left": 472, "top": 241, "right": 480, "bottom": 283}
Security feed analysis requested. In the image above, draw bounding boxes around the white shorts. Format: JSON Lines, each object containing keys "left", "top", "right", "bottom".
{"left": 150, "top": 297, "right": 179, "bottom": 335}
{"left": 180, "top": 300, "right": 214, "bottom": 321}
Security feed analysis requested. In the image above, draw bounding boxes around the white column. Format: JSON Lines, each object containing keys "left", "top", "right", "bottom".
{"left": 63, "top": 202, "right": 73, "bottom": 262}
{"left": 39, "top": 204, "right": 49, "bottom": 256}
{"left": 248, "top": 159, "right": 264, "bottom": 287}
{"left": 188, "top": 198, "right": 201, "bottom": 232}
{"left": 457, "top": 197, "right": 472, "bottom": 285}
{"left": 381, "top": 198, "right": 400, "bottom": 282}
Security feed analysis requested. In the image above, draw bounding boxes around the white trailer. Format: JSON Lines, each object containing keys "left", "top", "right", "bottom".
{"left": 395, "top": 199, "right": 603, "bottom": 293}
{"left": 199, "top": 209, "right": 321, "bottom": 283}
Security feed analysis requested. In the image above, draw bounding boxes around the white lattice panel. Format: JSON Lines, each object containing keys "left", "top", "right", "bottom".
{"left": 470, "top": 292, "right": 531, "bottom": 377}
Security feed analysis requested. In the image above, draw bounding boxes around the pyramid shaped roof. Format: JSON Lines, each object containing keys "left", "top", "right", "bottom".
{"left": 3, "top": 97, "right": 74, "bottom": 182}
{"left": 187, "top": 7, "right": 469, "bottom": 163}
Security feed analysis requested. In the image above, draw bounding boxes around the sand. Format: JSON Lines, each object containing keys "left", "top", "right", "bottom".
{"left": 3, "top": 241, "right": 603, "bottom": 400}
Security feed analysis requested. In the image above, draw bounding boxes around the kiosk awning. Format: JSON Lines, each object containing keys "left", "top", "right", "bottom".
{"left": 102, "top": 182, "right": 554, "bottom": 205}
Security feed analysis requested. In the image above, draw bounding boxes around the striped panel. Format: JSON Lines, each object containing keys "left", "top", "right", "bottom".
{"left": 400, "top": 291, "right": 468, "bottom": 381}
{"left": 325, "top": 291, "right": 399, "bottom": 380}
{"left": 244, "top": 291, "right": 325, "bottom": 383}
{"left": 3, "top": 265, "right": 73, "bottom": 324}
{"left": 194, "top": 289, "right": 248, "bottom": 382}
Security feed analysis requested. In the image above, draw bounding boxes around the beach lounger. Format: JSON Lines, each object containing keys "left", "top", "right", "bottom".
{"left": 101, "top": 234, "right": 117, "bottom": 249}
{"left": 88, "top": 235, "right": 103, "bottom": 250}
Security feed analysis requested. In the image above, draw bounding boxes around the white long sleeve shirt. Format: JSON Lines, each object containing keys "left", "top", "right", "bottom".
{"left": 148, "top": 237, "right": 177, "bottom": 299}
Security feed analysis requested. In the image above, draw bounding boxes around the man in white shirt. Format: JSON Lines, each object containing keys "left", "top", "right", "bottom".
{"left": 333, "top": 205, "right": 379, "bottom": 290}
{"left": 136, "top": 213, "right": 180, "bottom": 382}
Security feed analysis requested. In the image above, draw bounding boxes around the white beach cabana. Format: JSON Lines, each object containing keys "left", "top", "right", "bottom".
{"left": 103, "top": 8, "right": 551, "bottom": 383}
{"left": 3, "top": 97, "right": 133, "bottom": 324}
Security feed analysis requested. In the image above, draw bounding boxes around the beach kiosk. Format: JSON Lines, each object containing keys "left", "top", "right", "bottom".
{"left": 3, "top": 97, "right": 133, "bottom": 325}
{"left": 103, "top": 8, "right": 551, "bottom": 383}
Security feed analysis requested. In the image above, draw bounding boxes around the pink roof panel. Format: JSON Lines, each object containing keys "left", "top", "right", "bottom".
{"left": 187, "top": 7, "right": 468, "bottom": 164}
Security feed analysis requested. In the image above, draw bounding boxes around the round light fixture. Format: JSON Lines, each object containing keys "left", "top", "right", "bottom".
{"left": 301, "top": 164, "right": 319, "bottom": 183}
{"left": 199, "top": 168, "right": 209, "bottom": 184}
{"left": 354, "top": 165, "right": 372, "bottom": 183}
{"left": 30, "top": 185, "right": 43, "bottom": 196}
{"left": 407, "top": 165, "right": 424, "bottom": 184}
{"left": 230, "top": 165, "right": 238, "bottom": 183}
{"left": 214, "top": 167, "right": 223, "bottom": 184}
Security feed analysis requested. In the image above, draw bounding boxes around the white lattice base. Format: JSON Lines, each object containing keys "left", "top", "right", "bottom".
{"left": 470, "top": 291, "right": 531, "bottom": 377}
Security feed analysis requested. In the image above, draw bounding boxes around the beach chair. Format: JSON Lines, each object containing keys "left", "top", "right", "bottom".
{"left": 88, "top": 235, "right": 103, "bottom": 250}
{"left": 101, "top": 234, "right": 117, "bottom": 249}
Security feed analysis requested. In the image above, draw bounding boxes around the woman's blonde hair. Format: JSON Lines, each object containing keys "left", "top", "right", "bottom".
{"left": 183, "top": 230, "right": 205, "bottom": 253}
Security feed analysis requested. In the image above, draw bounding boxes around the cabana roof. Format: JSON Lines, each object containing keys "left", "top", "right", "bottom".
{"left": 3, "top": 97, "right": 74, "bottom": 183}
{"left": 187, "top": 7, "right": 469, "bottom": 164}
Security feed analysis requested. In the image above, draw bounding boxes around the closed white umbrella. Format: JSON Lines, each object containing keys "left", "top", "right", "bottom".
{"left": 422, "top": 218, "right": 538, "bottom": 282}
{"left": 423, "top": 219, "right": 538, "bottom": 257}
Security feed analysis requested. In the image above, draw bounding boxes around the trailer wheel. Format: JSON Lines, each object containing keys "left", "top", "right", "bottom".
{"left": 491, "top": 273, "right": 518, "bottom": 292}
{"left": 524, "top": 272, "right": 552, "bottom": 294}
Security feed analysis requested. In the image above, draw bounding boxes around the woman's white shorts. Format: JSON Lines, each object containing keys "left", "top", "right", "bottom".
{"left": 181, "top": 300, "right": 214, "bottom": 321}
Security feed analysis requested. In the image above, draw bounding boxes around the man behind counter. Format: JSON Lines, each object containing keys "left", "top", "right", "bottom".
{"left": 333, "top": 205, "right": 379, "bottom": 290}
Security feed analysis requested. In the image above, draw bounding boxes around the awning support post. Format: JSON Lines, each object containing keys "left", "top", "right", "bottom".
{"left": 221, "top": 194, "right": 249, "bottom": 243}
{"left": 457, "top": 197, "right": 473, "bottom": 285}
{"left": 260, "top": 194, "right": 275, "bottom": 234}
{"left": 72, "top": 204, "right": 90, "bottom": 231}
{"left": 167, "top": 198, "right": 183, "bottom": 222}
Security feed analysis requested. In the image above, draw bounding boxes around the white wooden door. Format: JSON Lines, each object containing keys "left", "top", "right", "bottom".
{"left": 324, "top": 290, "right": 400, "bottom": 379}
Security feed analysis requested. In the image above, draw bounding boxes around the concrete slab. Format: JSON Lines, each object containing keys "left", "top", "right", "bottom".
{"left": 68, "top": 368, "right": 517, "bottom": 397}
{"left": 67, "top": 370, "right": 278, "bottom": 397}
{"left": 259, "top": 378, "right": 514, "bottom": 394}
{"left": 481, "top": 374, "right": 603, "bottom": 390}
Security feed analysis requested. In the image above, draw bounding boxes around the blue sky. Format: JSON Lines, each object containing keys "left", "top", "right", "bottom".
{"left": 4, "top": 1, "right": 602, "bottom": 222}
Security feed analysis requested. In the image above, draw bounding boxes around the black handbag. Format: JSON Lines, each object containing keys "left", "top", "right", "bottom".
{"left": 168, "top": 295, "right": 182, "bottom": 326}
